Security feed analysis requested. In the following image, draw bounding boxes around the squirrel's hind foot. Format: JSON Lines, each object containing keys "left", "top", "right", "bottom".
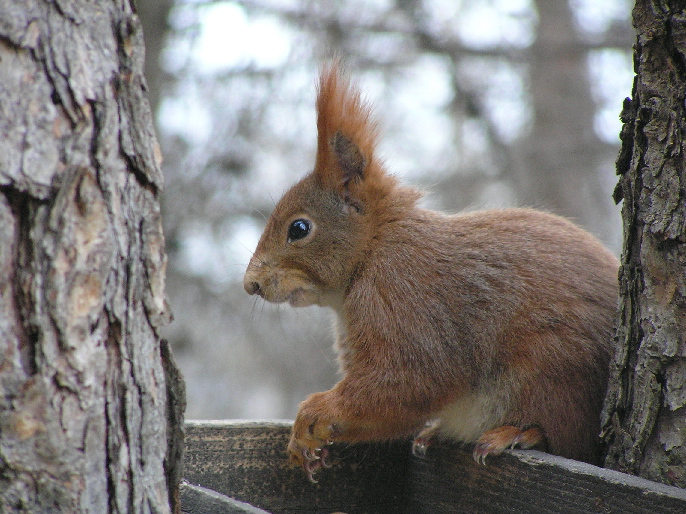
{"left": 473, "top": 425, "right": 547, "bottom": 464}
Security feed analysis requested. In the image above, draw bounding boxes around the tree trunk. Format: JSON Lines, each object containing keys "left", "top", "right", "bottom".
{"left": 601, "top": 0, "right": 686, "bottom": 488}
{"left": 0, "top": 1, "right": 184, "bottom": 512}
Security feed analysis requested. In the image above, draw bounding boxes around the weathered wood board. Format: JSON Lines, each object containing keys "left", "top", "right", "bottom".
{"left": 182, "top": 421, "right": 686, "bottom": 514}
{"left": 182, "top": 420, "right": 409, "bottom": 513}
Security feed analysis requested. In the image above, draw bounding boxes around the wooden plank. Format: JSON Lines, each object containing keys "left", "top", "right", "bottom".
{"left": 182, "top": 420, "right": 410, "bottom": 513}
{"left": 183, "top": 421, "right": 686, "bottom": 514}
{"left": 409, "top": 445, "right": 686, "bottom": 513}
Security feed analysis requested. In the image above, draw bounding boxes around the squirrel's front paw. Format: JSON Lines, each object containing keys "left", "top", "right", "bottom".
{"left": 287, "top": 394, "right": 339, "bottom": 482}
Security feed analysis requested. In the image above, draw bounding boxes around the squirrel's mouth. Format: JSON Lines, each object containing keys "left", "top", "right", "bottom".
{"left": 286, "top": 288, "right": 310, "bottom": 307}
{"left": 251, "top": 286, "right": 309, "bottom": 307}
{"left": 244, "top": 268, "right": 318, "bottom": 307}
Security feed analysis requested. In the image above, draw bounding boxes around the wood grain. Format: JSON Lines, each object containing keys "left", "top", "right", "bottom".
{"left": 184, "top": 421, "right": 686, "bottom": 514}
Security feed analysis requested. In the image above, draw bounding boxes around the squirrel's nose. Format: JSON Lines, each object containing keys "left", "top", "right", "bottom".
{"left": 244, "top": 279, "right": 262, "bottom": 296}
{"left": 243, "top": 264, "right": 263, "bottom": 296}
{"left": 244, "top": 257, "right": 266, "bottom": 296}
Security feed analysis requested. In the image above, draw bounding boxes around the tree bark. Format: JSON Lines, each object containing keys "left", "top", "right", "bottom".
{"left": 0, "top": 1, "right": 184, "bottom": 512}
{"left": 601, "top": 0, "right": 686, "bottom": 488}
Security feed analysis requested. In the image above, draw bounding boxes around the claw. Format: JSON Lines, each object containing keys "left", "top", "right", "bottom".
{"left": 412, "top": 439, "right": 429, "bottom": 457}
{"left": 472, "top": 439, "right": 500, "bottom": 464}
{"left": 304, "top": 447, "right": 320, "bottom": 461}
{"left": 320, "top": 447, "right": 331, "bottom": 468}
{"left": 413, "top": 419, "right": 440, "bottom": 458}
{"left": 304, "top": 458, "right": 322, "bottom": 483}
{"left": 412, "top": 430, "right": 437, "bottom": 458}
{"left": 301, "top": 446, "right": 331, "bottom": 483}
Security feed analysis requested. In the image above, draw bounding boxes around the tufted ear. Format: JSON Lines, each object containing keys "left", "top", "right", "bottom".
{"left": 313, "top": 63, "right": 378, "bottom": 193}
{"left": 311, "top": 63, "right": 419, "bottom": 213}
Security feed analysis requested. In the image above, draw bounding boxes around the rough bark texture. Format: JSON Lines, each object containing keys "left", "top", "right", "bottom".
{"left": 601, "top": 0, "right": 686, "bottom": 489}
{"left": 0, "top": 1, "right": 183, "bottom": 512}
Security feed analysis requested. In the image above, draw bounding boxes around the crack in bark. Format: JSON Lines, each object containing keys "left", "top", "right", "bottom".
{"left": 0, "top": 186, "right": 44, "bottom": 377}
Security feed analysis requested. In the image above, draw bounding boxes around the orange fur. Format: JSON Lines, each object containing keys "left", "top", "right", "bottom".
{"left": 315, "top": 63, "right": 378, "bottom": 182}
{"left": 244, "top": 64, "right": 619, "bottom": 480}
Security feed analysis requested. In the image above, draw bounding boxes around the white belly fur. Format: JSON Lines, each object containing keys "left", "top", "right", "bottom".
{"left": 435, "top": 389, "right": 511, "bottom": 443}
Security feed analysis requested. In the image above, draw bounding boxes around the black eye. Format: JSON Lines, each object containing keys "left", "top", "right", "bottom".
{"left": 287, "top": 219, "right": 311, "bottom": 242}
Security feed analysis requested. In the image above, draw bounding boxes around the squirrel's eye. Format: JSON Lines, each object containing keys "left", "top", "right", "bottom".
{"left": 287, "top": 219, "right": 311, "bottom": 242}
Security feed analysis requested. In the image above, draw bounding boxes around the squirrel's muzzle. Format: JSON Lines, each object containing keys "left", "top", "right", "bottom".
{"left": 244, "top": 278, "right": 263, "bottom": 296}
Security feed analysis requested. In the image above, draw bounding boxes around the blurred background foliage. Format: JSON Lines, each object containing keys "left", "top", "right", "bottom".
{"left": 137, "top": 0, "right": 633, "bottom": 420}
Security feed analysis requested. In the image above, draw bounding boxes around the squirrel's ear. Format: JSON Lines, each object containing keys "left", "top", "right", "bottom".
{"left": 331, "top": 130, "right": 365, "bottom": 186}
{"left": 314, "top": 63, "right": 377, "bottom": 192}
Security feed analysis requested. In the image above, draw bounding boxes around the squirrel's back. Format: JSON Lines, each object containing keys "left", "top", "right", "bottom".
{"left": 342, "top": 206, "right": 617, "bottom": 462}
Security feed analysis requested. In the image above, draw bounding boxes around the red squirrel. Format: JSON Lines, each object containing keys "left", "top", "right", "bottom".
{"left": 244, "top": 64, "right": 619, "bottom": 482}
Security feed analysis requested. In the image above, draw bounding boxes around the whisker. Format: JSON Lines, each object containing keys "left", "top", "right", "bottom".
{"left": 253, "top": 208, "right": 270, "bottom": 221}
{"left": 249, "top": 296, "right": 261, "bottom": 324}
{"left": 236, "top": 240, "right": 255, "bottom": 255}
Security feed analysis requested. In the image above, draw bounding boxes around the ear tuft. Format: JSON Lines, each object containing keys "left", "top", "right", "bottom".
{"left": 311, "top": 62, "right": 422, "bottom": 214}
{"left": 331, "top": 131, "right": 366, "bottom": 184}
{"left": 314, "top": 62, "right": 378, "bottom": 189}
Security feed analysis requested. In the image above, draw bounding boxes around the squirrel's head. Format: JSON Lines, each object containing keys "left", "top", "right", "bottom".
{"left": 244, "top": 63, "right": 420, "bottom": 308}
